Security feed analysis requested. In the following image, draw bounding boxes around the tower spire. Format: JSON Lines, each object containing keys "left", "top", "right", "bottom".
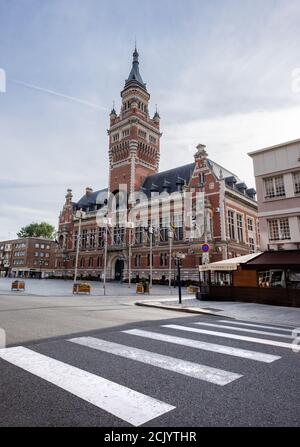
{"left": 133, "top": 45, "right": 139, "bottom": 63}
{"left": 109, "top": 47, "right": 161, "bottom": 195}
{"left": 110, "top": 100, "right": 117, "bottom": 117}
{"left": 125, "top": 46, "right": 146, "bottom": 90}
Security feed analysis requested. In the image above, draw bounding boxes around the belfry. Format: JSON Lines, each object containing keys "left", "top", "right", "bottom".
{"left": 108, "top": 47, "right": 161, "bottom": 194}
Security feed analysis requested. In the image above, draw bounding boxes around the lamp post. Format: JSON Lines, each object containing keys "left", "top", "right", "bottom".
{"left": 127, "top": 221, "right": 135, "bottom": 288}
{"left": 199, "top": 178, "right": 210, "bottom": 267}
{"left": 102, "top": 217, "right": 112, "bottom": 296}
{"left": 39, "top": 259, "right": 44, "bottom": 280}
{"left": 149, "top": 225, "right": 154, "bottom": 289}
{"left": 168, "top": 228, "right": 174, "bottom": 293}
{"left": 175, "top": 252, "right": 186, "bottom": 304}
{"left": 74, "top": 209, "right": 86, "bottom": 284}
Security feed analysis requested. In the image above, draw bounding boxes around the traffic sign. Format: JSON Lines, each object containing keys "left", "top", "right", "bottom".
{"left": 201, "top": 244, "right": 210, "bottom": 252}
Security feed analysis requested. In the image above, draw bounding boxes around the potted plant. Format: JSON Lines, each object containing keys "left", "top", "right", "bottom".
{"left": 141, "top": 277, "right": 150, "bottom": 294}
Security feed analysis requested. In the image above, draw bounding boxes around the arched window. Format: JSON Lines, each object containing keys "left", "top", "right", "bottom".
{"left": 58, "top": 234, "right": 64, "bottom": 248}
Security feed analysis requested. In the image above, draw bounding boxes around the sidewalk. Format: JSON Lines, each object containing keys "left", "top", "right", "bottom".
{"left": 135, "top": 297, "right": 300, "bottom": 328}
{"left": 0, "top": 278, "right": 184, "bottom": 298}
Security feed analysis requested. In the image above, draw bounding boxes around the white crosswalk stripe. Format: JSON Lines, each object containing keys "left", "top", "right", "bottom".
{"left": 194, "top": 322, "right": 295, "bottom": 339}
{"left": 69, "top": 336, "right": 242, "bottom": 386}
{"left": 218, "top": 320, "right": 294, "bottom": 333}
{"left": 163, "top": 324, "right": 296, "bottom": 350}
{"left": 0, "top": 318, "right": 289, "bottom": 425}
{"left": 0, "top": 346, "right": 175, "bottom": 426}
{"left": 123, "top": 329, "right": 280, "bottom": 363}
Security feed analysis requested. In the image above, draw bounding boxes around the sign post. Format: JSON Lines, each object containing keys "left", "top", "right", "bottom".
{"left": 177, "top": 258, "right": 182, "bottom": 304}
{"left": 201, "top": 243, "right": 210, "bottom": 268}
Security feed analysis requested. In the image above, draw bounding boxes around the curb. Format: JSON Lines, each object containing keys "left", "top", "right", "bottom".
{"left": 135, "top": 301, "right": 299, "bottom": 328}
{"left": 135, "top": 300, "right": 219, "bottom": 316}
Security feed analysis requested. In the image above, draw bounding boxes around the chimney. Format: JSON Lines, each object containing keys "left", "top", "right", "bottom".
{"left": 86, "top": 187, "right": 93, "bottom": 196}
{"left": 194, "top": 144, "right": 208, "bottom": 159}
{"left": 65, "top": 189, "right": 73, "bottom": 204}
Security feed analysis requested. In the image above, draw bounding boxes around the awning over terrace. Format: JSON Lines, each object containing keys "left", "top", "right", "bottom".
{"left": 199, "top": 253, "right": 261, "bottom": 272}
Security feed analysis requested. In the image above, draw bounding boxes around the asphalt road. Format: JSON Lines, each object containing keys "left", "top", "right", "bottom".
{"left": 0, "top": 284, "right": 188, "bottom": 346}
{"left": 0, "top": 311, "right": 299, "bottom": 427}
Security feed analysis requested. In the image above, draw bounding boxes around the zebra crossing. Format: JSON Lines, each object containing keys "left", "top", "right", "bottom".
{"left": 162, "top": 324, "right": 296, "bottom": 349}
{"left": 0, "top": 317, "right": 296, "bottom": 426}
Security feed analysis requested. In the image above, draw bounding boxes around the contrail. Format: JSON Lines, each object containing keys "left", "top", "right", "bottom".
{"left": 9, "top": 78, "right": 108, "bottom": 111}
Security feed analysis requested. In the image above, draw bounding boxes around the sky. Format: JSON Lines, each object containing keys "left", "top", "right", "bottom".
{"left": 0, "top": 0, "right": 300, "bottom": 240}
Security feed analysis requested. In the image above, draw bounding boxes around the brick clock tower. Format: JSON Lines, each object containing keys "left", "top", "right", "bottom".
{"left": 108, "top": 47, "right": 161, "bottom": 194}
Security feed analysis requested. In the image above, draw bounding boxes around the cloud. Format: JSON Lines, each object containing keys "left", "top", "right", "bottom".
{"left": 9, "top": 79, "right": 107, "bottom": 111}
{"left": 162, "top": 104, "right": 300, "bottom": 187}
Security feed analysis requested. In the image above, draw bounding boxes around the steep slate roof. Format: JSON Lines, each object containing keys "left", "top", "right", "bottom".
{"left": 207, "top": 159, "right": 240, "bottom": 182}
{"left": 124, "top": 48, "right": 147, "bottom": 91}
{"left": 74, "top": 159, "right": 255, "bottom": 208}
{"left": 76, "top": 188, "right": 108, "bottom": 209}
{"left": 140, "top": 159, "right": 255, "bottom": 201}
{"left": 141, "top": 163, "right": 195, "bottom": 197}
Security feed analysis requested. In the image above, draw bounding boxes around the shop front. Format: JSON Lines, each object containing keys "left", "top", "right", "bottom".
{"left": 199, "top": 251, "right": 300, "bottom": 307}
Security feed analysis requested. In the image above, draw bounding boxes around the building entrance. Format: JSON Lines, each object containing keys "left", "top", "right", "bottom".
{"left": 114, "top": 258, "right": 124, "bottom": 281}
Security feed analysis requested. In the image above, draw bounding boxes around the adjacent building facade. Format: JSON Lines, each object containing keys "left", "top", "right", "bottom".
{"left": 0, "top": 238, "right": 56, "bottom": 278}
{"left": 249, "top": 138, "right": 300, "bottom": 251}
{"left": 55, "top": 48, "right": 260, "bottom": 282}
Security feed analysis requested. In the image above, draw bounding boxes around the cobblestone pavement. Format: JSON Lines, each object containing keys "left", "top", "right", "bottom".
{"left": 138, "top": 297, "right": 300, "bottom": 327}
{"left": 0, "top": 278, "right": 185, "bottom": 298}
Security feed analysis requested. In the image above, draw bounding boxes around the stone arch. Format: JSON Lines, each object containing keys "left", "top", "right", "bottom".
{"left": 107, "top": 254, "right": 128, "bottom": 281}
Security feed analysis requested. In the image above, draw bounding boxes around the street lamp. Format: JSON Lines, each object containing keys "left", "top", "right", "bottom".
{"left": 199, "top": 177, "right": 210, "bottom": 266}
{"left": 126, "top": 221, "right": 135, "bottom": 288}
{"left": 39, "top": 259, "right": 44, "bottom": 280}
{"left": 174, "top": 252, "right": 186, "bottom": 304}
{"left": 74, "top": 209, "right": 86, "bottom": 284}
{"left": 168, "top": 227, "right": 175, "bottom": 293}
{"left": 149, "top": 225, "right": 154, "bottom": 289}
{"left": 102, "top": 216, "right": 112, "bottom": 296}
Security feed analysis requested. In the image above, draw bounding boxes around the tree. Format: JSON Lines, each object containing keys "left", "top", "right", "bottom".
{"left": 17, "top": 222, "right": 56, "bottom": 240}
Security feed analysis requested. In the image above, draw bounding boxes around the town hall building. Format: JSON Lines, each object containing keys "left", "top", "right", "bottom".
{"left": 55, "top": 48, "right": 260, "bottom": 283}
